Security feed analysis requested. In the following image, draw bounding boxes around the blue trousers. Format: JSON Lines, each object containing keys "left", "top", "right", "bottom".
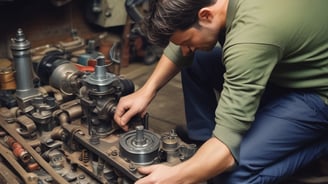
{"left": 180, "top": 47, "right": 328, "bottom": 183}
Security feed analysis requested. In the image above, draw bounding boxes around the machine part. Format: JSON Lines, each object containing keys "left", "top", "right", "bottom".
{"left": 38, "top": 85, "right": 68, "bottom": 104}
{"left": 30, "top": 96, "right": 58, "bottom": 132}
{"left": 0, "top": 117, "right": 70, "bottom": 184}
{"left": 16, "top": 115, "right": 37, "bottom": 139}
{"left": 57, "top": 35, "right": 85, "bottom": 53}
{"left": 57, "top": 99, "right": 83, "bottom": 122}
{"left": 26, "top": 162, "right": 40, "bottom": 172}
{"left": 161, "top": 129, "right": 179, "bottom": 163}
{"left": 79, "top": 149, "right": 90, "bottom": 163}
{"left": 40, "top": 138, "right": 62, "bottom": 153}
{"left": 162, "top": 129, "right": 178, "bottom": 150}
{"left": 0, "top": 106, "right": 19, "bottom": 121}
{"left": 81, "top": 56, "right": 134, "bottom": 137}
{"left": 119, "top": 125, "right": 160, "bottom": 165}
{"left": 108, "top": 41, "right": 122, "bottom": 75}
{"left": 85, "top": 0, "right": 129, "bottom": 28}
{"left": 10, "top": 28, "right": 41, "bottom": 112}
{"left": 0, "top": 30, "right": 196, "bottom": 183}
{"left": 0, "top": 143, "right": 39, "bottom": 184}
{"left": 47, "top": 149, "right": 65, "bottom": 170}
{"left": 0, "top": 70, "right": 16, "bottom": 90}
{"left": 0, "top": 58, "right": 16, "bottom": 90}
{"left": 125, "top": 0, "right": 149, "bottom": 22}
{"left": 78, "top": 39, "right": 103, "bottom": 66}
{"left": 30, "top": 44, "right": 59, "bottom": 63}
{"left": 125, "top": 0, "right": 163, "bottom": 65}
{"left": 36, "top": 50, "right": 82, "bottom": 95}
{"left": 36, "top": 50, "right": 66, "bottom": 85}
{"left": 0, "top": 90, "right": 17, "bottom": 108}
{"left": 103, "top": 165, "right": 119, "bottom": 183}
{"left": 128, "top": 23, "right": 163, "bottom": 65}
{"left": 30, "top": 33, "right": 84, "bottom": 63}
{"left": 178, "top": 144, "right": 197, "bottom": 161}
{"left": 4, "top": 135, "right": 32, "bottom": 163}
{"left": 108, "top": 41, "right": 121, "bottom": 64}
{"left": 91, "top": 0, "right": 102, "bottom": 13}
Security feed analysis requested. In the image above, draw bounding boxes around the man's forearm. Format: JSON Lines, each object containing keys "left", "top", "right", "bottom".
{"left": 142, "top": 54, "right": 181, "bottom": 94}
{"left": 175, "top": 137, "right": 236, "bottom": 183}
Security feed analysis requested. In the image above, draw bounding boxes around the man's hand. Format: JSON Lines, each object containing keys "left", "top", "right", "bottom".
{"left": 114, "top": 54, "right": 181, "bottom": 131}
{"left": 136, "top": 164, "right": 183, "bottom": 184}
{"left": 134, "top": 138, "right": 236, "bottom": 184}
{"left": 114, "top": 88, "right": 155, "bottom": 131}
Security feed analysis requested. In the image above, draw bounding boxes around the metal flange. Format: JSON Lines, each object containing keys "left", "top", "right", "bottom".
{"left": 119, "top": 125, "right": 160, "bottom": 165}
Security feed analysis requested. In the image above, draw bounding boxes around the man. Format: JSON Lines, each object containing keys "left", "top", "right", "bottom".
{"left": 114, "top": 0, "right": 328, "bottom": 183}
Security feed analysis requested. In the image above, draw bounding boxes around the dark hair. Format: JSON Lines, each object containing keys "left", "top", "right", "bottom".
{"left": 143, "top": 0, "right": 216, "bottom": 47}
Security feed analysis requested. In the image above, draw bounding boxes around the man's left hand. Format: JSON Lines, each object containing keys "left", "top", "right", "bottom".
{"left": 135, "top": 164, "right": 182, "bottom": 184}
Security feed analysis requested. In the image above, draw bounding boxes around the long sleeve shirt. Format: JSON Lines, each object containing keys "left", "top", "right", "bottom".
{"left": 163, "top": 0, "right": 328, "bottom": 160}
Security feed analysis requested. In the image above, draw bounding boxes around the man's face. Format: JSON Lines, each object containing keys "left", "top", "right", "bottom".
{"left": 170, "top": 25, "right": 219, "bottom": 56}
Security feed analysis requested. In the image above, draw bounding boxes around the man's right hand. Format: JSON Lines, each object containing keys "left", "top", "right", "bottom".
{"left": 114, "top": 88, "right": 155, "bottom": 131}
{"left": 114, "top": 54, "right": 181, "bottom": 131}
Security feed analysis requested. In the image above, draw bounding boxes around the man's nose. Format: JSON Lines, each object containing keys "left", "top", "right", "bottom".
{"left": 181, "top": 46, "right": 195, "bottom": 56}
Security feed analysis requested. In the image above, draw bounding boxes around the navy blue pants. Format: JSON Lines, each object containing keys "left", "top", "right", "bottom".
{"left": 180, "top": 47, "right": 328, "bottom": 183}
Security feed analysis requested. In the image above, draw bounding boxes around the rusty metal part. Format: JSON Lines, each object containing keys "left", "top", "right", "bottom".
{"left": 16, "top": 115, "right": 37, "bottom": 138}
{"left": 30, "top": 44, "right": 60, "bottom": 62}
{"left": 0, "top": 118, "right": 70, "bottom": 184}
{"left": 51, "top": 126, "right": 68, "bottom": 141}
{"left": 79, "top": 149, "right": 90, "bottom": 163}
{"left": 27, "top": 162, "right": 40, "bottom": 171}
{"left": 1, "top": 56, "right": 12, "bottom": 68}
{"left": 57, "top": 99, "right": 83, "bottom": 122}
{"left": 61, "top": 123, "right": 143, "bottom": 180}
{"left": 38, "top": 85, "right": 66, "bottom": 103}
{"left": 0, "top": 71, "right": 16, "bottom": 90}
{"left": 161, "top": 129, "right": 179, "bottom": 163}
{"left": 0, "top": 142, "right": 38, "bottom": 184}
{"left": 57, "top": 36, "right": 85, "bottom": 52}
{"left": 0, "top": 29, "right": 196, "bottom": 183}
{"left": 0, "top": 58, "right": 16, "bottom": 90}
{"left": 2, "top": 107, "right": 21, "bottom": 119}
{"left": 4, "top": 135, "right": 31, "bottom": 163}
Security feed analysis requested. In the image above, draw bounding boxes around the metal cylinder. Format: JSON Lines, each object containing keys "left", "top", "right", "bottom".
{"left": 119, "top": 125, "right": 160, "bottom": 165}
{"left": 10, "top": 28, "right": 41, "bottom": 111}
{"left": 10, "top": 28, "right": 35, "bottom": 95}
{"left": 134, "top": 125, "right": 146, "bottom": 145}
{"left": 0, "top": 59, "right": 16, "bottom": 90}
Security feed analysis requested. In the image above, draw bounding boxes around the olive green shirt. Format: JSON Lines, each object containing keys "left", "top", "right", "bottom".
{"left": 163, "top": 0, "right": 328, "bottom": 160}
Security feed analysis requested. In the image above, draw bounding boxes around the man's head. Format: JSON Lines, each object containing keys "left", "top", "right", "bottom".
{"left": 144, "top": 0, "right": 228, "bottom": 55}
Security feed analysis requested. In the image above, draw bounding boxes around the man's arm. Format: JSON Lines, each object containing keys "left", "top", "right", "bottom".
{"left": 114, "top": 54, "right": 181, "bottom": 130}
{"left": 136, "top": 137, "right": 235, "bottom": 184}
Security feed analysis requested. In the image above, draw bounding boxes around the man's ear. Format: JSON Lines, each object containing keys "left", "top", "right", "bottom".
{"left": 198, "top": 8, "right": 214, "bottom": 24}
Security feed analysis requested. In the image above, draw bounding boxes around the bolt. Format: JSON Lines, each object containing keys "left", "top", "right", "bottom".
{"left": 79, "top": 174, "right": 85, "bottom": 179}
{"left": 129, "top": 163, "right": 137, "bottom": 172}
{"left": 111, "top": 150, "right": 118, "bottom": 156}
